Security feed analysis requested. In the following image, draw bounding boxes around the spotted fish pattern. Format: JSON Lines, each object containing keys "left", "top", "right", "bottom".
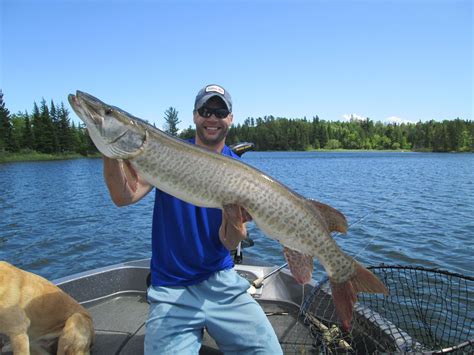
{"left": 68, "top": 91, "right": 388, "bottom": 330}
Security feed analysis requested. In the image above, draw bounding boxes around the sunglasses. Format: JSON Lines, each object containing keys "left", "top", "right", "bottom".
{"left": 197, "top": 106, "right": 230, "bottom": 119}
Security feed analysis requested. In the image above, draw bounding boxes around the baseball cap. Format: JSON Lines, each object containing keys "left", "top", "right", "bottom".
{"left": 194, "top": 84, "right": 232, "bottom": 112}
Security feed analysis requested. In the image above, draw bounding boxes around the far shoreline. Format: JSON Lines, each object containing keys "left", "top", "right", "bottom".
{"left": 1, "top": 149, "right": 470, "bottom": 164}
{"left": 0, "top": 152, "right": 101, "bottom": 164}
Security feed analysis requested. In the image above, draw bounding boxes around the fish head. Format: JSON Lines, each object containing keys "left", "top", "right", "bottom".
{"left": 68, "top": 91, "right": 147, "bottom": 159}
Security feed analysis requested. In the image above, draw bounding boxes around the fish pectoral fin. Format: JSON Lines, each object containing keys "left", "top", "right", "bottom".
{"left": 122, "top": 160, "right": 138, "bottom": 193}
{"left": 307, "top": 199, "right": 348, "bottom": 234}
{"left": 283, "top": 247, "right": 314, "bottom": 284}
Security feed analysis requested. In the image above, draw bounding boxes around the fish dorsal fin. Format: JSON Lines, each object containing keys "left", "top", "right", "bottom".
{"left": 283, "top": 246, "right": 314, "bottom": 284}
{"left": 307, "top": 199, "right": 348, "bottom": 234}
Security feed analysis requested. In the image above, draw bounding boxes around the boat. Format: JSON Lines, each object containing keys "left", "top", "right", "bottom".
{"left": 52, "top": 257, "right": 320, "bottom": 354}
{"left": 49, "top": 257, "right": 473, "bottom": 354}
{"left": 49, "top": 258, "right": 365, "bottom": 354}
{"left": 228, "top": 142, "right": 255, "bottom": 157}
{"left": 3, "top": 250, "right": 470, "bottom": 354}
{"left": 48, "top": 257, "right": 431, "bottom": 355}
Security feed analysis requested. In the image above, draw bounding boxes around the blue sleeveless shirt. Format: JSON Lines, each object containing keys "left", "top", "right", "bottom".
{"left": 150, "top": 138, "right": 238, "bottom": 286}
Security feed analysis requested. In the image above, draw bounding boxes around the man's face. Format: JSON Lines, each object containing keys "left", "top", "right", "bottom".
{"left": 193, "top": 96, "right": 233, "bottom": 147}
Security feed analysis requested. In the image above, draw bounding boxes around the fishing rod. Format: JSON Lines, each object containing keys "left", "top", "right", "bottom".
{"left": 252, "top": 262, "right": 288, "bottom": 289}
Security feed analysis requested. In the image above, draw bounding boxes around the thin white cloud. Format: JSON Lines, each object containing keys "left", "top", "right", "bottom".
{"left": 384, "top": 116, "right": 416, "bottom": 124}
{"left": 342, "top": 113, "right": 366, "bottom": 121}
{"left": 341, "top": 114, "right": 417, "bottom": 124}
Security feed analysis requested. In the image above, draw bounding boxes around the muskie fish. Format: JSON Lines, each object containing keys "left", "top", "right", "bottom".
{"left": 68, "top": 91, "right": 388, "bottom": 330}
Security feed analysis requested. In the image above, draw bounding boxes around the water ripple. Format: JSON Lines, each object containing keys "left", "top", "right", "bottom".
{"left": 1, "top": 152, "right": 473, "bottom": 281}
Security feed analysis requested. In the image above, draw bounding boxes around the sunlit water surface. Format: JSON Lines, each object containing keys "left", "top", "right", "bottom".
{"left": 0, "top": 152, "right": 472, "bottom": 281}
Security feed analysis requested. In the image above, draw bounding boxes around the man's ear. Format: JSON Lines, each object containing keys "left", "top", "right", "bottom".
{"left": 228, "top": 113, "right": 234, "bottom": 124}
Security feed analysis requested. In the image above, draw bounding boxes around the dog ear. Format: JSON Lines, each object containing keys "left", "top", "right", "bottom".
{"left": 57, "top": 312, "right": 94, "bottom": 355}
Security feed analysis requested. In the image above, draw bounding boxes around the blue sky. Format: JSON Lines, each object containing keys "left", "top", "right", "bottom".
{"left": 1, "top": 0, "right": 472, "bottom": 129}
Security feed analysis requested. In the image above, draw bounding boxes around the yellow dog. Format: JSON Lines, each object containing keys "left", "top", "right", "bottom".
{"left": 0, "top": 261, "right": 94, "bottom": 354}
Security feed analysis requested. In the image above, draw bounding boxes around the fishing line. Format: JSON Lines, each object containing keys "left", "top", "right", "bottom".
{"left": 254, "top": 192, "right": 398, "bottom": 288}
{"left": 334, "top": 190, "right": 401, "bottom": 261}
{"left": 351, "top": 224, "right": 384, "bottom": 261}
{"left": 253, "top": 212, "right": 378, "bottom": 288}
{"left": 334, "top": 211, "right": 380, "bottom": 260}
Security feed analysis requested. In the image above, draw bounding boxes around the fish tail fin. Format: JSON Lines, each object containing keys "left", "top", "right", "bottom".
{"left": 330, "top": 260, "right": 388, "bottom": 331}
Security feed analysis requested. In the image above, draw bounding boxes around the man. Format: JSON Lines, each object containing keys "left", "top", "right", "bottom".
{"left": 103, "top": 84, "right": 282, "bottom": 354}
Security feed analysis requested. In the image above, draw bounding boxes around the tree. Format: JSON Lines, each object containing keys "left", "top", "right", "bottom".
{"left": 21, "top": 111, "right": 34, "bottom": 150}
{"left": 57, "top": 103, "right": 74, "bottom": 152}
{"left": 163, "top": 107, "right": 180, "bottom": 136}
{"left": 0, "top": 89, "right": 14, "bottom": 152}
{"left": 49, "top": 100, "right": 60, "bottom": 152}
{"left": 432, "top": 123, "right": 449, "bottom": 152}
{"left": 9, "top": 113, "right": 25, "bottom": 152}
{"left": 31, "top": 102, "right": 42, "bottom": 151}
{"left": 35, "top": 99, "right": 56, "bottom": 153}
{"left": 178, "top": 125, "right": 195, "bottom": 140}
{"left": 325, "top": 139, "right": 341, "bottom": 149}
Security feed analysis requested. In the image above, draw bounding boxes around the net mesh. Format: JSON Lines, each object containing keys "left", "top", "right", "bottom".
{"left": 293, "top": 265, "right": 473, "bottom": 354}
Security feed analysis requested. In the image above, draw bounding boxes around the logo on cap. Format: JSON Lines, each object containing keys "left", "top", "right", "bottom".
{"left": 205, "top": 85, "right": 225, "bottom": 95}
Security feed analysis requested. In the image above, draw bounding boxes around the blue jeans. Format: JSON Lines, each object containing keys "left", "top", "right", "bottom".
{"left": 145, "top": 268, "right": 283, "bottom": 355}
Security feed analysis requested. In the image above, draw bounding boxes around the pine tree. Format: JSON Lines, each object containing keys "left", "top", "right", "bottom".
{"left": 0, "top": 89, "right": 14, "bottom": 152}
{"left": 40, "top": 99, "right": 56, "bottom": 153}
{"left": 70, "top": 122, "right": 82, "bottom": 153}
{"left": 49, "top": 100, "right": 60, "bottom": 152}
{"left": 178, "top": 125, "right": 196, "bottom": 140}
{"left": 163, "top": 107, "right": 181, "bottom": 136}
{"left": 9, "top": 113, "right": 26, "bottom": 152}
{"left": 22, "top": 111, "right": 34, "bottom": 150}
{"left": 58, "top": 103, "right": 74, "bottom": 152}
{"left": 31, "top": 102, "right": 42, "bottom": 152}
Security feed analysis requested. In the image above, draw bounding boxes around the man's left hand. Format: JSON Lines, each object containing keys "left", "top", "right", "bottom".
{"left": 219, "top": 204, "right": 252, "bottom": 250}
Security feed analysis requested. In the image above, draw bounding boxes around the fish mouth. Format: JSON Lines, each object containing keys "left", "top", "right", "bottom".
{"left": 68, "top": 91, "right": 105, "bottom": 127}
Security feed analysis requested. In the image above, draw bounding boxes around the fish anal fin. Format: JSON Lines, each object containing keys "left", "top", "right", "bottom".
{"left": 329, "top": 260, "right": 389, "bottom": 331}
{"left": 283, "top": 247, "right": 314, "bottom": 284}
{"left": 307, "top": 199, "right": 348, "bottom": 234}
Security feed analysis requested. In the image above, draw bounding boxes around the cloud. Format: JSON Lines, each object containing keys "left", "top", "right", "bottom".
{"left": 342, "top": 113, "right": 366, "bottom": 121}
{"left": 384, "top": 116, "right": 416, "bottom": 124}
{"left": 341, "top": 113, "right": 417, "bottom": 124}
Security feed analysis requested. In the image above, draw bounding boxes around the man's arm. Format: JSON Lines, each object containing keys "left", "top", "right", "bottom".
{"left": 103, "top": 157, "right": 153, "bottom": 206}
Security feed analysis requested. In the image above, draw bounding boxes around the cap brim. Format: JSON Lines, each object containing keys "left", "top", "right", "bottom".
{"left": 195, "top": 93, "right": 231, "bottom": 112}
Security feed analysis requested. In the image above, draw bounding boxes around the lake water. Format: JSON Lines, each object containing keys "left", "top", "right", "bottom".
{"left": 0, "top": 152, "right": 473, "bottom": 281}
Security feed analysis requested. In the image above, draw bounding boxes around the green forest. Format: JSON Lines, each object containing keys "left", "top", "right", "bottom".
{"left": 0, "top": 92, "right": 97, "bottom": 159}
{"left": 224, "top": 115, "right": 473, "bottom": 152}
{"left": 1, "top": 91, "right": 473, "bottom": 162}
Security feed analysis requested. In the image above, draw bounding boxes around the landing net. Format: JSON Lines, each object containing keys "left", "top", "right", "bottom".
{"left": 291, "top": 265, "right": 473, "bottom": 354}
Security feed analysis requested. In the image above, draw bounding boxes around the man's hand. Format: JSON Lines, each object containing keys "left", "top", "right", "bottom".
{"left": 219, "top": 204, "right": 252, "bottom": 250}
